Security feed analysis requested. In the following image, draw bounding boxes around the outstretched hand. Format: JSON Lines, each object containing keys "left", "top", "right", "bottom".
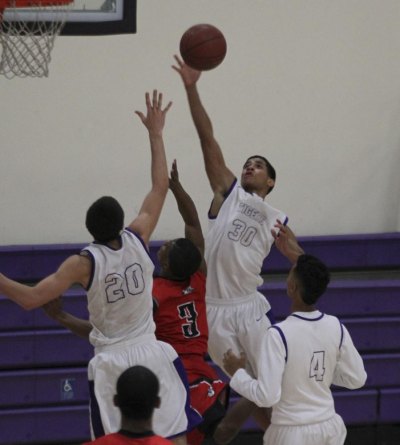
{"left": 223, "top": 348, "right": 247, "bottom": 377}
{"left": 172, "top": 55, "right": 201, "bottom": 88}
{"left": 135, "top": 89, "right": 172, "bottom": 135}
{"left": 169, "top": 159, "right": 180, "bottom": 190}
{"left": 272, "top": 220, "right": 305, "bottom": 264}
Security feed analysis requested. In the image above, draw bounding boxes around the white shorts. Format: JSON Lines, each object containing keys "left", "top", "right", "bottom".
{"left": 88, "top": 334, "right": 199, "bottom": 439}
{"left": 264, "top": 414, "right": 347, "bottom": 445}
{"left": 206, "top": 293, "right": 272, "bottom": 377}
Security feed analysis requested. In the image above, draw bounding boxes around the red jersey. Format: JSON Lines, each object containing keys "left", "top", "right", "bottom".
{"left": 153, "top": 271, "right": 217, "bottom": 382}
{"left": 82, "top": 430, "right": 173, "bottom": 444}
{"left": 153, "top": 271, "right": 229, "bottom": 445}
{"left": 153, "top": 271, "right": 208, "bottom": 356}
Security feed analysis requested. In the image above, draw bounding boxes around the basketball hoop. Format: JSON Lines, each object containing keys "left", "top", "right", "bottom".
{"left": 0, "top": 0, "right": 73, "bottom": 78}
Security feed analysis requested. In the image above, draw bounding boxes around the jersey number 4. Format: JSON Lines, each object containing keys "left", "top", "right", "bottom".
{"left": 309, "top": 351, "right": 326, "bottom": 381}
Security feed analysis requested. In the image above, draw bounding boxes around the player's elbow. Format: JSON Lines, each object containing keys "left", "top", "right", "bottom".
{"left": 353, "top": 370, "right": 368, "bottom": 389}
{"left": 254, "top": 387, "right": 280, "bottom": 408}
{"left": 19, "top": 299, "right": 40, "bottom": 311}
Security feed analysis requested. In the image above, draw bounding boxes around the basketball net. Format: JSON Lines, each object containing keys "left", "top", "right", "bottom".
{"left": 0, "top": 0, "right": 73, "bottom": 78}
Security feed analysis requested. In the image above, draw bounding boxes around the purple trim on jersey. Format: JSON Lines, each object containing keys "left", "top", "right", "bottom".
{"left": 339, "top": 322, "right": 344, "bottom": 349}
{"left": 270, "top": 325, "right": 288, "bottom": 362}
{"left": 93, "top": 235, "right": 122, "bottom": 251}
{"left": 81, "top": 249, "right": 95, "bottom": 291}
{"left": 291, "top": 313, "right": 325, "bottom": 321}
{"left": 170, "top": 356, "right": 203, "bottom": 438}
{"left": 266, "top": 308, "right": 276, "bottom": 325}
{"left": 89, "top": 379, "right": 105, "bottom": 438}
{"left": 207, "top": 178, "right": 237, "bottom": 220}
{"left": 124, "top": 227, "right": 155, "bottom": 265}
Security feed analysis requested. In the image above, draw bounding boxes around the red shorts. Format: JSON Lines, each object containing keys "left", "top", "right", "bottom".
{"left": 187, "top": 378, "right": 229, "bottom": 445}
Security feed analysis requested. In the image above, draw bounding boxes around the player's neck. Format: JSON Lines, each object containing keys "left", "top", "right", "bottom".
{"left": 291, "top": 300, "right": 316, "bottom": 313}
{"left": 106, "top": 238, "right": 122, "bottom": 249}
{"left": 120, "top": 418, "right": 153, "bottom": 433}
{"left": 243, "top": 185, "right": 268, "bottom": 199}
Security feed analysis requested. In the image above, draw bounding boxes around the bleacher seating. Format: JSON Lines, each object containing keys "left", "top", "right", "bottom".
{"left": 0, "top": 232, "right": 399, "bottom": 444}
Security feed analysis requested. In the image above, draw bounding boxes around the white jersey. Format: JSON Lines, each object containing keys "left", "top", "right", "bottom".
{"left": 230, "top": 310, "right": 367, "bottom": 425}
{"left": 205, "top": 180, "right": 287, "bottom": 301}
{"left": 83, "top": 229, "right": 155, "bottom": 348}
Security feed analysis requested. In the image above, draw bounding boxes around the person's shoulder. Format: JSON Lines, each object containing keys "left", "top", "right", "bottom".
{"left": 192, "top": 270, "right": 206, "bottom": 281}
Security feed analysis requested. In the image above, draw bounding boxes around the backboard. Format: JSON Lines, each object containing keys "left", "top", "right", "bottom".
{"left": 1, "top": 0, "right": 136, "bottom": 35}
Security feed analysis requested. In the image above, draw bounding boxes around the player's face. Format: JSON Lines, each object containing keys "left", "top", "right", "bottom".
{"left": 157, "top": 240, "right": 177, "bottom": 272}
{"left": 241, "top": 157, "right": 273, "bottom": 193}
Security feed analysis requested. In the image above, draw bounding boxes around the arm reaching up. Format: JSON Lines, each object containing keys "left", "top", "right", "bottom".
{"left": 169, "top": 159, "right": 206, "bottom": 274}
{"left": 130, "top": 90, "right": 172, "bottom": 245}
{"left": 272, "top": 221, "right": 305, "bottom": 265}
{"left": 172, "top": 56, "right": 235, "bottom": 214}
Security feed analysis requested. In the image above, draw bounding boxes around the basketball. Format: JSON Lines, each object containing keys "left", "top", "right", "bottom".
{"left": 179, "top": 24, "right": 227, "bottom": 71}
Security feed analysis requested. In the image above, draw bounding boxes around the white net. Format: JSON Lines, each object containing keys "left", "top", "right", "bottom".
{"left": 0, "top": 1, "right": 72, "bottom": 78}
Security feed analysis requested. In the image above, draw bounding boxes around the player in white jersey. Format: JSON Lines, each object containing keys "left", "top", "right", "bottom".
{"left": 223, "top": 223, "right": 367, "bottom": 445}
{"left": 173, "top": 56, "right": 287, "bottom": 442}
{"left": 0, "top": 90, "right": 200, "bottom": 445}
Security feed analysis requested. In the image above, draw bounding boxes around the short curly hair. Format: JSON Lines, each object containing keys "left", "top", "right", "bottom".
{"left": 168, "top": 238, "right": 202, "bottom": 280}
{"left": 294, "top": 254, "right": 330, "bottom": 305}
{"left": 115, "top": 366, "right": 159, "bottom": 420}
{"left": 85, "top": 196, "right": 124, "bottom": 242}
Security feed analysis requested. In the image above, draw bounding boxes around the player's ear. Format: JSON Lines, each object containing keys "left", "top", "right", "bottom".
{"left": 154, "top": 396, "right": 161, "bottom": 409}
{"left": 266, "top": 178, "right": 275, "bottom": 189}
{"left": 113, "top": 395, "right": 119, "bottom": 408}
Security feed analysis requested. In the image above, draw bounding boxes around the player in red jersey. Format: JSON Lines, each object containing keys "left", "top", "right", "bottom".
{"left": 82, "top": 365, "right": 174, "bottom": 445}
{"left": 153, "top": 160, "right": 228, "bottom": 445}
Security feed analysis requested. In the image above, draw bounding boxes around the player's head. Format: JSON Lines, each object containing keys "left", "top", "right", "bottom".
{"left": 85, "top": 196, "right": 124, "bottom": 242}
{"left": 241, "top": 155, "right": 276, "bottom": 195}
{"left": 289, "top": 254, "right": 330, "bottom": 305}
{"left": 114, "top": 365, "right": 160, "bottom": 421}
{"left": 158, "top": 238, "right": 202, "bottom": 280}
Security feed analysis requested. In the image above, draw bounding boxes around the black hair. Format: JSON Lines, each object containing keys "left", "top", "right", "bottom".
{"left": 168, "top": 238, "right": 202, "bottom": 280}
{"left": 115, "top": 366, "right": 159, "bottom": 420}
{"left": 85, "top": 196, "right": 124, "bottom": 242}
{"left": 246, "top": 155, "right": 276, "bottom": 194}
{"left": 294, "top": 254, "right": 330, "bottom": 305}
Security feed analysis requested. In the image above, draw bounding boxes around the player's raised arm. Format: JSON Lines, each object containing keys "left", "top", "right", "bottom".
{"left": 172, "top": 55, "right": 235, "bottom": 198}
{"left": 169, "top": 159, "right": 206, "bottom": 273}
{"left": 272, "top": 221, "right": 305, "bottom": 265}
{"left": 130, "top": 90, "right": 171, "bottom": 245}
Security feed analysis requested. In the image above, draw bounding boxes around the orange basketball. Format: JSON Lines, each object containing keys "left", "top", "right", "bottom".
{"left": 179, "top": 24, "right": 227, "bottom": 71}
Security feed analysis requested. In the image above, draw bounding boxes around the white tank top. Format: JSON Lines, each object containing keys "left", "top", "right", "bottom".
{"left": 83, "top": 229, "right": 155, "bottom": 348}
{"left": 205, "top": 180, "right": 287, "bottom": 300}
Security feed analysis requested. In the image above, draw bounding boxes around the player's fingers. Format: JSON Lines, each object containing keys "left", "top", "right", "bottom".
{"left": 173, "top": 54, "right": 183, "bottom": 66}
{"left": 152, "top": 90, "right": 158, "bottom": 108}
{"left": 163, "top": 101, "right": 173, "bottom": 113}
{"left": 157, "top": 92, "right": 163, "bottom": 109}
{"left": 134, "top": 111, "right": 145, "bottom": 122}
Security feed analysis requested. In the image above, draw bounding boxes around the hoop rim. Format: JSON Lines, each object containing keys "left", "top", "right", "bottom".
{"left": 0, "top": 0, "right": 73, "bottom": 9}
